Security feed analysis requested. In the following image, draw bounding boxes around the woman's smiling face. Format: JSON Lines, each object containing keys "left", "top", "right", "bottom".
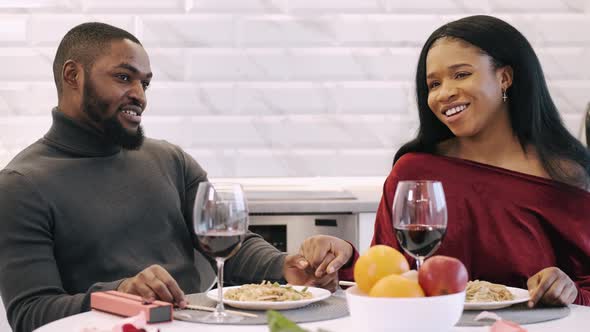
{"left": 425, "top": 37, "right": 510, "bottom": 139}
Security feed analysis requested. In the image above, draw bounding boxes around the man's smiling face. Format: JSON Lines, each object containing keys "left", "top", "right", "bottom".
{"left": 80, "top": 38, "right": 152, "bottom": 149}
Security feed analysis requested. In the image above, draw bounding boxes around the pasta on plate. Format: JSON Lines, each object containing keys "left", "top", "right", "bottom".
{"left": 224, "top": 281, "right": 313, "bottom": 302}
{"left": 466, "top": 280, "right": 515, "bottom": 302}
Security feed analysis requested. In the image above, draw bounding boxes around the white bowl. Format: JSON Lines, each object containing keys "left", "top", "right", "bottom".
{"left": 345, "top": 286, "right": 465, "bottom": 332}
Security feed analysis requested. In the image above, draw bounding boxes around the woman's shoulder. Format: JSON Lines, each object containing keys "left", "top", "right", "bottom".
{"left": 393, "top": 152, "right": 437, "bottom": 168}
{"left": 553, "top": 159, "right": 590, "bottom": 192}
{"left": 394, "top": 140, "right": 457, "bottom": 168}
{"left": 390, "top": 151, "right": 456, "bottom": 180}
{"left": 528, "top": 145, "right": 590, "bottom": 191}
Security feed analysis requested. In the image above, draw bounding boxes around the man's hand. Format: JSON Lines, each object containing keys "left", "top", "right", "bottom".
{"left": 527, "top": 267, "right": 578, "bottom": 307}
{"left": 283, "top": 235, "right": 353, "bottom": 292}
{"left": 117, "top": 264, "right": 187, "bottom": 308}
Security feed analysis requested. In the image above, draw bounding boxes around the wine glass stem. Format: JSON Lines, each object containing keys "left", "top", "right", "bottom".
{"left": 215, "top": 257, "right": 226, "bottom": 314}
{"left": 416, "top": 257, "right": 425, "bottom": 270}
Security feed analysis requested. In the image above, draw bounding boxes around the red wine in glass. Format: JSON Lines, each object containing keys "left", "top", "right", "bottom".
{"left": 392, "top": 180, "right": 447, "bottom": 269}
{"left": 193, "top": 182, "right": 249, "bottom": 323}
{"left": 197, "top": 231, "right": 245, "bottom": 259}
{"left": 394, "top": 225, "right": 446, "bottom": 258}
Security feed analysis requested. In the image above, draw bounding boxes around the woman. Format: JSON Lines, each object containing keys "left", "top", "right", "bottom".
{"left": 373, "top": 15, "right": 590, "bottom": 307}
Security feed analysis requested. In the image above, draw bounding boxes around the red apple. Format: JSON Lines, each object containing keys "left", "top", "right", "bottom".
{"left": 418, "top": 255, "right": 468, "bottom": 296}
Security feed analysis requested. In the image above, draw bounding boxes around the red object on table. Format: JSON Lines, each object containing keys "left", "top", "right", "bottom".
{"left": 90, "top": 291, "right": 172, "bottom": 323}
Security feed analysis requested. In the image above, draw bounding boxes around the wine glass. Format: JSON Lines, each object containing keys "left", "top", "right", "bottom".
{"left": 193, "top": 182, "right": 249, "bottom": 323}
{"left": 392, "top": 180, "right": 447, "bottom": 270}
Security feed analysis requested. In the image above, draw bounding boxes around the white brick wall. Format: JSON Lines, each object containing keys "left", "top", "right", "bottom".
{"left": 0, "top": 0, "right": 588, "bottom": 177}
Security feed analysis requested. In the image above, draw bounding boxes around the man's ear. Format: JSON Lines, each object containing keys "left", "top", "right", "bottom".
{"left": 62, "top": 60, "right": 84, "bottom": 91}
{"left": 498, "top": 65, "right": 513, "bottom": 91}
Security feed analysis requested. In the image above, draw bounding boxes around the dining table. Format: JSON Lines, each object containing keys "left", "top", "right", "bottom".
{"left": 33, "top": 299, "right": 590, "bottom": 332}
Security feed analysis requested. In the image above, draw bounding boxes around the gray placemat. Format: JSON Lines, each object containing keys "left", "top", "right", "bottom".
{"left": 458, "top": 303, "right": 571, "bottom": 326}
{"left": 174, "top": 292, "right": 349, "bottom": 325}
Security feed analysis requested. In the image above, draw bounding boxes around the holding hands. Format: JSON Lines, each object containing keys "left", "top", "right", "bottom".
{"left": 283, "top": 235, "right": 353, "bottom": 292}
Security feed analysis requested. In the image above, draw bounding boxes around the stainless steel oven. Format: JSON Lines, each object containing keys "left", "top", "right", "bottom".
{"left": 248, "top": 213, "right": 359, "bottom": 253}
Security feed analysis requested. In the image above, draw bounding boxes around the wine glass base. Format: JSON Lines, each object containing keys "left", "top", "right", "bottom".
{"left": 197, "top": 310, "right": 244, "bottom": 323}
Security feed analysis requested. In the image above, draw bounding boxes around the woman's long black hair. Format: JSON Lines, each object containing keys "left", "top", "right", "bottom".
{"left": 395, "top": 15, "right": 590, "bottom": 187}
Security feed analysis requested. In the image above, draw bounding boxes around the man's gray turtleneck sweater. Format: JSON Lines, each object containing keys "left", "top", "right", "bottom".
{"left": 0, "top": 110, "right": 286, "bottom": 332}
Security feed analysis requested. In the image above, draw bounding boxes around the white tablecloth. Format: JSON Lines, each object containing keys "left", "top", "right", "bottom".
{"left": 34, "top": 304, "right": 590, "bottom": 332}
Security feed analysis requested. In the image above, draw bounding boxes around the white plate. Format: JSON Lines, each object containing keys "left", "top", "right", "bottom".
{"left": 206, "top": 285, "right": 331, "bottom": 310}
{"left": 464, "top": 286, "right": 530, "bottom": 310}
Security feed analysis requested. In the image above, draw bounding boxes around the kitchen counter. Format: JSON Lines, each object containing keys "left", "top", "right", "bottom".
{"left": 211, "top": 177, "right": 385, "bottom": 214}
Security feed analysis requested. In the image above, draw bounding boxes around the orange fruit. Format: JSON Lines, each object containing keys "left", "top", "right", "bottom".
{"left": 368, "top": 274, "right": 425, "bottom": 298}
{"left": 353, "top": 245, "right": 410, "bottom": 294}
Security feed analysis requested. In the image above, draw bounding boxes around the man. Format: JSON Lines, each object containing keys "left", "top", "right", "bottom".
{"left": 0, "top": 23, "right": 354, "bottom": 332}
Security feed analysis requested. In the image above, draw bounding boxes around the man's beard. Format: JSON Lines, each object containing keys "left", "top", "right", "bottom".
{"left": 82, "top": 78, "right": 144, "bottom": 150}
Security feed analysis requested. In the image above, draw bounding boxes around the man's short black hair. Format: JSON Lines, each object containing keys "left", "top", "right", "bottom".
{"left": 52, "top": 22, "right": 142, "bottom": 96}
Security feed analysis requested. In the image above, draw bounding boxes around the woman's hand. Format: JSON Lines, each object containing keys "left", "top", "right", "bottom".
{"left": 527, "top": 267, "right": 578, "bottom": 307}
